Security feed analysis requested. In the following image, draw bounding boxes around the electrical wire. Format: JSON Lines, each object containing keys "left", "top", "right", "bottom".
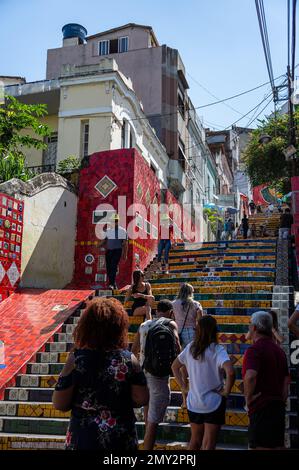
{"left": 187, "top": 72, "right": 244, "bottom": 116}
{"left": 224, "top": 89, "right": 273, "bottom": 129}
{"left": 288, "top": 0, "right": 291, "bottom": 69}
{"left": 291, "top": 0, "right": 297, "bottom": 81}
{"left": 125, "top": 73, "right": 286, "bottom": 124}
{"left": 255, "top": 0, "right": 275, "bottom": 96}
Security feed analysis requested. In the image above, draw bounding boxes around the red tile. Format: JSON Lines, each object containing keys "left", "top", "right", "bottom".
{"left": 0, "top": 288, "right": 93, "bottom": 393}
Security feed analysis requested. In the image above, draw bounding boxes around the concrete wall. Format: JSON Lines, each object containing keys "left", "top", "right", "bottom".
{"left": 47, "top": 44, "right": 163, "bottom": 117}
{"left": 20, "top": 184, "right": 77, "bottom": 289}
{"left": 0, "top": 175, "right": 78, "bottom": 289}
{"left": 88, "top": 26, "right": 151, "bottom": 52}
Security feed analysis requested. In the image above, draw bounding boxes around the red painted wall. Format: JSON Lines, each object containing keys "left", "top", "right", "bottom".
{"left": 73, "top": 149, "right": 162, "bottom": 289}
{"left": 0, "top": 193, "right": 24, "bottom": 301}
{"left": 73, "top": 149, "right": 196, "bottom": 290}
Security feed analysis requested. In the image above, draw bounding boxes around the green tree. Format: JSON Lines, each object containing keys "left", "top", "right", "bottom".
{"left": 243, "top": 108, "right": 299, "bottom": 194}
{"left": 57, "top": 155, "right": 81, "bottom": 175}
{"left": 203, "top": 207, "right": 222, "bottom": 235}
{"left": 0, "top": 95, "right": 51, "bottom": 182}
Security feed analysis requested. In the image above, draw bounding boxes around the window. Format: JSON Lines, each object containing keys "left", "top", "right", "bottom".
{"left": 81, "top": 121, "right": 89, "bottom": 158}
{"left": 178, "top": 88, "right": 185, "bottom": 118}
{"left": 135, "top": 213, "right": 143, "bottom": 229}
{"left": 178, "top": 137, "right": 186, "bottom": 170}
{"left": 99, "top": 40, "right": 109, "bottom": 56}
{"left": 118, "top": 36, "right": 128, "bottom": 53}
{"left": 145, "top": 220, "right": 151, "bottom": 235}
{"left": 109, "top": 39, "right": 118, "bottom": 54}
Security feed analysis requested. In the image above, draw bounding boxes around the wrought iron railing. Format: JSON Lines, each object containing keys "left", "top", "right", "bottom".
{"left": 26, "top": 164, "right": 56, "bottom": 176}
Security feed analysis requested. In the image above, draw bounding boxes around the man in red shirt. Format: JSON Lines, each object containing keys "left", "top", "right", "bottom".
{"left": 242, "top": 310, "right": 290, "bottom": 449}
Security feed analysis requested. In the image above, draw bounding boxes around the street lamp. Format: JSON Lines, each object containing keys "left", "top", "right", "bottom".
{"left": 258, "top": 134, "right": 272, "bottom": 145}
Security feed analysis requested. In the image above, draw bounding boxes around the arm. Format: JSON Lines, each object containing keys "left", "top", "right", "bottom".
{"left": 171, "top": 358, "right": 188, "bottom": 394}
{"left": 130, "top": 354, "right": 149, "bottom": 407}
{"left": 144, "top": 283, "right": 155, "bottom": 300}
{"left": 243, "top": 369, "right": 260, "bottom": 407}
{"left": 170, "top": 320, "right": 181, "bottom": 353}
{"left": 52, "top": 352, "right": 75, "bottom": 412}
{"left": 196, "top": 305, "right": 203, "bottom": 320}
{"left": 288, "top": 309, "right": 299, "bottom": 338}
{"left": 220, "top": 360, "right": 235, "bottom": 397}
{"left": 131, "top": 330, "right": 141, "bottom": 358}
{"left": 124, "top": 287, "right": 132, "bottom": 303}
{"left": 272, "top": 328, "right": 285, "bottom": 344}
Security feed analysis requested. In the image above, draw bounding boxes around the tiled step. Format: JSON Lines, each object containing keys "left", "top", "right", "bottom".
{"left": 146, "top": 280, "right": 276, "bottom": 287}
{"left": 0, "top": 433, "right": 248, "bottom": 451}
{"left": 150, "top": 276, "right": 275, "bottom": 284}
{"left": 166, "top": 268, "right": 276, "bottom": 276}
{"left": 170, "top": 258, "right": 276, "bottom": 265}
{"left": 128, "top": 323, "right": 250, "bottom": 334}
{"left": 0, "top": 402, "right": 251, "bottom": 427}
{"left": 175, "top": 239, "right": 277, "bottom": 244}
{"left": 171, "top": 247, "right": 276, "bottom": 255}
{"left": 0, "top": 413, "right": 295, "bottom": 446}
{"left": 136, "top": 422, "right": 248, "bottom": 446}
{"left": 124, "top": 300, "right": 273, "bottom": 310}
{"left": 120, "top": 293, "right": 275, "bottom": 302}
{"left": 169, "top": 265, "right": 276, "bottom": 272}
{"left": 138, "top": 285, "right": 274, "bottom": 294}
{"left": 42, "top": 331, "right": 252, "bottom": 354}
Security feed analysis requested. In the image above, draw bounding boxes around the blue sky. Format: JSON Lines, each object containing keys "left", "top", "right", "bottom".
{"left": 0, "top": 0, "right": 296, "bottom": 128}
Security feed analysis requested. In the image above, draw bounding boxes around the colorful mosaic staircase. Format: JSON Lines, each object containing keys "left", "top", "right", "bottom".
{"left": 241, "top": 213, "right": 281, "bottom": 238}
{"left": 0, "top": 239, "right": 296, "bottom": 450}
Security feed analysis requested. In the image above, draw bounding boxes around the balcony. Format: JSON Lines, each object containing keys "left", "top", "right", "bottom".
{"left": 167, "top": 160, "right": 186, "bottom": 194}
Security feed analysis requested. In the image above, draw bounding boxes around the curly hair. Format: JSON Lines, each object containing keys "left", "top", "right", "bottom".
{"left": 74, "top": 297, "right": 129, "bottom": 351}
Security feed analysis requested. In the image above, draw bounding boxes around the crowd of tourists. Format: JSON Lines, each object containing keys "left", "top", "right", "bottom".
{"left": 220, "top": 205, "right": 293, "bottom": 241}
{"left": 52, "top": 274, "right": 296, "bottom": 451}
{"left": 51, "top": 207, "right": 297, "bottom": 451}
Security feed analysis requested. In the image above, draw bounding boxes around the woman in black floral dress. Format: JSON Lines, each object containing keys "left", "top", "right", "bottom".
{"left": 52, "top": 297, "right": 149, "bottom": 450}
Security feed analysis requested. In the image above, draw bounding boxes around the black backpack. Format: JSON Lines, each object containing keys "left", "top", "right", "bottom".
{"left": 143, "top": 318, "right": 177, "bottom": 377}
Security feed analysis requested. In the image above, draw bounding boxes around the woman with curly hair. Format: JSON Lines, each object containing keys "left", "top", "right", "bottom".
{"left": 52, "top": 297, "right": 149, "bottom": 450}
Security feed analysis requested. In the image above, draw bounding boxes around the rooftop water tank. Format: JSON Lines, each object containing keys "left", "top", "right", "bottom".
{"left": 62, "top": 24, "right": 87, "bottom": 44}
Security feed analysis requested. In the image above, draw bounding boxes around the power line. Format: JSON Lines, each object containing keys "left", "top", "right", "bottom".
{"left": 125, "top": 73, "right": 286, "bottom": 124}
{"left": 291, "top": 0, "right": 297, "bottom": 81}
{"left": 224, "top": 90, "right": 273, "bottom": 130}
{"left": 183, "top": 90, "right": 274, "bottom": 157}
{"left": 255, "top": 0, "right": 275, "bottom": 97}
{"left": 187, "top": 72, "right": 244, "bottom": 116}
{"left": 288, "top": 0, "right": 291, "bottom": 69}
{"left": 246, "top": 95, "right": 274, "bottom": 128}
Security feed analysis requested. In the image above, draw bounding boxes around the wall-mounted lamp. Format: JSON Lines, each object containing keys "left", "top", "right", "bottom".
{"left": 258, "top": 134, "right": 272, "bottom": 145}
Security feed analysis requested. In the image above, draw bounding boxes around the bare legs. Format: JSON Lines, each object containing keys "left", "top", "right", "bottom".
{"left": 143, "top": 422, "right": 159, "bottom": 450}
{"left": 132, "top": 303, "right": 152, "bottom": 320}
{"left": 188, "top": 423, "right": 221, "bottom": 450}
